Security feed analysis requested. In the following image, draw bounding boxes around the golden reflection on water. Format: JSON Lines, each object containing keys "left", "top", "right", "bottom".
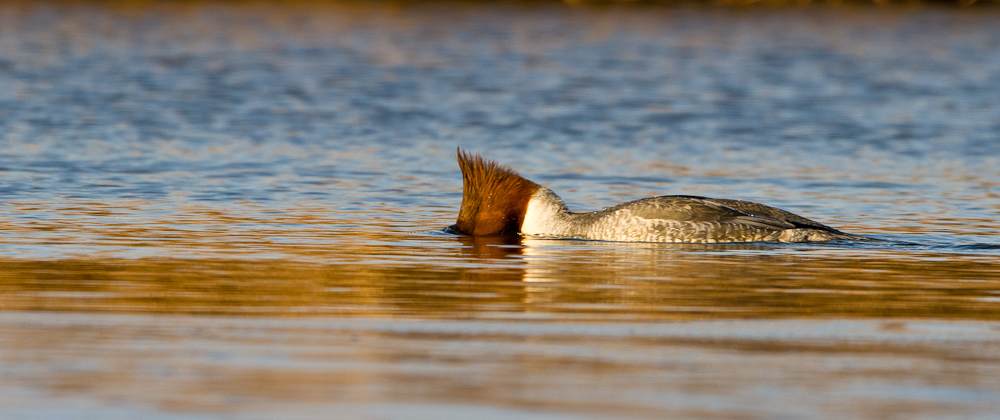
{"left": 3, "top": 232, "right": 999, "bottom": 320}
{"left": 2, "top": 199, "right": 998, "bottom": 320}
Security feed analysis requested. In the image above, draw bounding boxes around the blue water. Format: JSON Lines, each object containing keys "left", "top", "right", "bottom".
{"left": 2, "top": 5, "right": 998, "bottom": 257}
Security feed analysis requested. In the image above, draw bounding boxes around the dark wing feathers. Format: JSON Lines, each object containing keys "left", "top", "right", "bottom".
{"left": 606, "top": 195, "right": 831, "bottom": 232}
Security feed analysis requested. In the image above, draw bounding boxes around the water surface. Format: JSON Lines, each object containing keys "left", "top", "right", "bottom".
{"left": 1, "top": 2, "right": 999, "bottom": 419}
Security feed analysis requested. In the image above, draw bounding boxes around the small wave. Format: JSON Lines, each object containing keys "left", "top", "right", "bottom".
{"left": 950, "top": 243, "right": 1000, "bottom": 251}
{"left": 424, "top": 226, "right": 461, "bottom": 236}
{"left": 865, "top": 235, "right": 1000, "bottom": 255}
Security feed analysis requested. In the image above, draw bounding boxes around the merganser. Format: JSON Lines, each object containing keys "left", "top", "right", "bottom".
{"left": 452, "top": 148, "right": 867, "bottom": 243}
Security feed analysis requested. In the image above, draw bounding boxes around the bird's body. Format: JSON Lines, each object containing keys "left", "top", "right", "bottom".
{"left": 453, "top": 149, "right": 866, "bottom": 243}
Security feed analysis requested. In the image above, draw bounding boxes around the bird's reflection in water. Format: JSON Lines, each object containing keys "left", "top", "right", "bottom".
{"left": 454, "top": 234, "right": 526, "bottom": 260}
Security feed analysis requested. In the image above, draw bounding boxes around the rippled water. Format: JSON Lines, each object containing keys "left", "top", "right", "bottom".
{"left": 1, "top": 2, "right": 1000, "bottom": 419}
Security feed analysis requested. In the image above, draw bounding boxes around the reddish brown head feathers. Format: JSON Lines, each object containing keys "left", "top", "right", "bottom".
{"left": 455, "top": 148, "right": 539, "bottom": 236}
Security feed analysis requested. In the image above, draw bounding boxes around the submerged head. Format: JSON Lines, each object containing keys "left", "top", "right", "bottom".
{"left": 454, "top": 148, "right": 539, "bottom": 236}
